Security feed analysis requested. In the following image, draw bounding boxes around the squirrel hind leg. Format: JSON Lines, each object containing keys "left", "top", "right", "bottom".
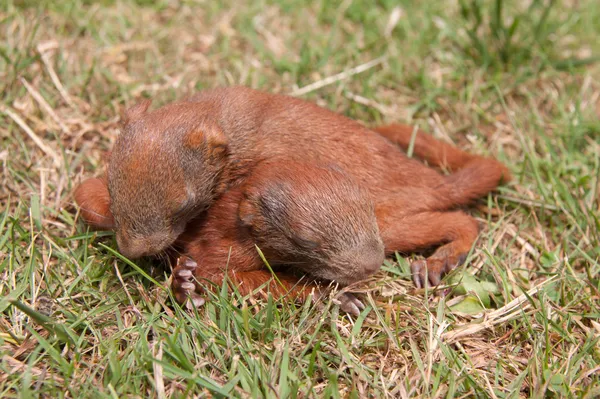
{"left": 377, "top": 209, "right": 479, "bottom": 288}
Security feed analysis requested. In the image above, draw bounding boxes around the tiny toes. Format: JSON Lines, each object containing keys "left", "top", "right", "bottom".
{"left": 177, "top": 256, "right": 198, "bottom": 270}
{"left": 354, "top": 298, "right": 366, "bottom": 311}
{"left": 410, "top": 259, "right": 446, "bottom": 288}
{"left": 173, "top": 256, "right": 204, "bottom": 307}
{"left": 180, "top": 282, "right": 196, "bottom": 291}
{"left": 426, "top": 271, "right": 439, "bottom": 286}
{"left": 410, "top": 259, "right": 427, "bottom": 289}
{"left": 449, "top": 253, "right": 467, "bottom": 271}
{"left": 186, "top": 293, "right": 206, "bottom": 310}
{"left": 337, "top": 293, "right": 366, "bottom": 317}
{"left": 410, "top": 252, "right": 469, "bottom": 288}
{"left": 345, "top": 303, "right": 360, "bottom": 316}
{"left": 176, "top": 268, "right": 193, "bottom": 280}
{"left": 174, "top": 281, "right": 206, "bottom": 310}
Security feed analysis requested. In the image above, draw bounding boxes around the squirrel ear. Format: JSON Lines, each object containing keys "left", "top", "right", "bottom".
{"left": 74, "top": 177, "right": 115, "bottom": 230}
{"left": 184, "top": 124, "right": 228, "bottom": 159}
{"left": 238, "top": 194, "right": 257, "bottom": 227}
{"left": 123, "top": 99, "right": 152, "bottom": 124}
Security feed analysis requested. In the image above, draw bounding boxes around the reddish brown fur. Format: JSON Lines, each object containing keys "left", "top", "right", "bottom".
{"left": 370, "top": 123, "right": 510, "bottom": 286}
{"left": 76, "top": 86, "right": 511, "bottom": 297}
{"left": 171, "top": 179, "right": 325, "bottom": 307}
{"left": 105, "top": 87, "right": 454, "bottom": 260}
{"left": 73, "top": 177, "right": 114, "bottom": 230}
{"left": 75, "top": 174, "right": 325, "bottom": 305}
{"left": 373, "top": 124, "right": 511, "bottom": 206}
{"left": 76, "top": 160, "right": 382, "bottom": 314}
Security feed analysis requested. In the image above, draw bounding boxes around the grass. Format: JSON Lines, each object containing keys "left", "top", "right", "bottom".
{"left": 1, "top": 0, "right": 599, "bottom": 397}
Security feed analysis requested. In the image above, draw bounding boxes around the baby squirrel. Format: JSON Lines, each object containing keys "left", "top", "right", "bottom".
{"left": 76, "top": 160, "right": 384, "bottom": 315}
{"left": 78, "top": 86, "right": 511, "bottom": 288}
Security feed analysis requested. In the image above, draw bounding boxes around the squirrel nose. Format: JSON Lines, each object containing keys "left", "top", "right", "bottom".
{"left": 116, "top": 234, "right": 149, "bottom": 259}
{"left": 116, "top": 232, "right": 174, "bottom": 259}
{"left": 354, "top": 238, "right": 385, "bottom": 277}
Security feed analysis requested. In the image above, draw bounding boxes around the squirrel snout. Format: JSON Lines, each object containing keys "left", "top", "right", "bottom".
{"left": 346, "top": 238, "right": 385, "bottom": 282}
{"left": 329, "top": 238, "right": 385, "bottom": 286}
{"left": 116, "top": 232, "right": 173, "bottom": 259}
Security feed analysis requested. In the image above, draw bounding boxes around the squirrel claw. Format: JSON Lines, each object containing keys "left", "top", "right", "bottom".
{"left": 336, "top": 292, "right": 366, "bottom": 316}
{"left": 410, "top": 252, "right": 467, "bottom": 289}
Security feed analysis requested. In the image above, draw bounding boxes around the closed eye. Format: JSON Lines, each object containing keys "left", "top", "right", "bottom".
{"left": 291, "top": 235, "right": 320, "bottom": 250}
{"left": 173, "top": 200, "right": 205, "bottom": 224}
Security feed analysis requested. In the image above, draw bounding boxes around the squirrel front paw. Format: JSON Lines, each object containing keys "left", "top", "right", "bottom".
{"left": 172, "top": 256, "right": 205, "bottom": 309}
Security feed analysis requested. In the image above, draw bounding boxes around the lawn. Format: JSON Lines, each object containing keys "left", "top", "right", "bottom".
{"left": 1, "top": 0, "right": 599, "bottom": 397}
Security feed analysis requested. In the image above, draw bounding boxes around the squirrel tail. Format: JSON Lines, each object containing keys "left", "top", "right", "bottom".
{"left": 373, "top": 124, "right": 511, "bottom": 207}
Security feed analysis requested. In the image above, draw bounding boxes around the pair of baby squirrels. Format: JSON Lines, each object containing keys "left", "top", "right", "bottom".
{"left": 75, "top": 86, "right": 510, "bottom": 315}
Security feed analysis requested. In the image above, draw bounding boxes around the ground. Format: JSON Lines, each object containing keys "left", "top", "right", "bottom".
{"left": 1, "top": 0, "right": 599, "bottom": 397}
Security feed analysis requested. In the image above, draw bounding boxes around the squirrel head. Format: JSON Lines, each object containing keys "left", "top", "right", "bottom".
{"left": 104, "top": 100, "right": 229, "bottom": 259}
{"left": 238, "top": 161, "right": 385, "bottom": 285}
